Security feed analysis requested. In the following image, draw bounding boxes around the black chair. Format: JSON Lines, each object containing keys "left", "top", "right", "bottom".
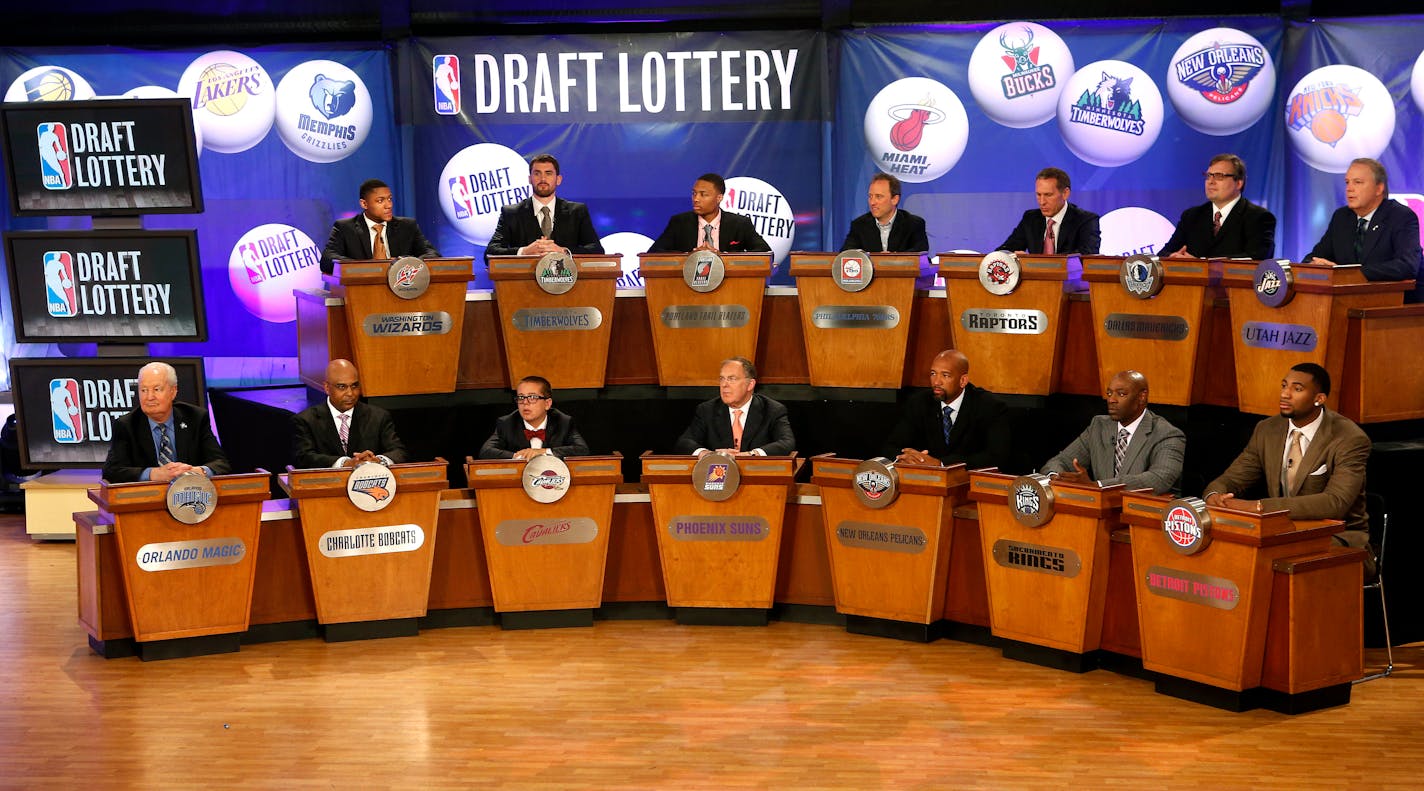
{"left": 1355, "top": 491, "right": 1392, "bottom": 683}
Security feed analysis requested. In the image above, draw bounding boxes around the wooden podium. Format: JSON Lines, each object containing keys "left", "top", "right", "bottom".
{"left": 1081, "top": 255, "right": 1212, "bottom": 405}
{"left": 464, "top": 455, "right": 622, "bottom": 628}
{"left": 90, "top": 472, "right": 271, "bottom": 659}
{"left": 1121, "top": 493, "right": 1365, "bottom": 712}
{"left": 789, "top": 252, "right": 920, "bottom": 388}
{"left": 286, "top": 460, "right": 447, "bottom": 640}
{"left": 328, "top": 257, "right": 474, "bottom": 396}
{"left": 642, "top": 453, "right": 795, "bottom": 624}
{"left": 938, "top": 253, "right": 1069, "bottom": 395}
{"left": 813, "top": 456, "right": 967, "bottom": 641}
{"left": 969, "top": 470, "right": 1122, "bottom": 671}
{"left": 638, "top": 252, "right": 772, "bottom": 386}
{"left": 488, "top": 254, "right": 622, "bottom": 389}
{"left": 1221, "top": 261, "right": 1408, "bottom": 415}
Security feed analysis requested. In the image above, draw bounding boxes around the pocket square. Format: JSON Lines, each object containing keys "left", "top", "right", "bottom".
{"left": 1309, "top": 464, "right": 1327, "bottom": 476}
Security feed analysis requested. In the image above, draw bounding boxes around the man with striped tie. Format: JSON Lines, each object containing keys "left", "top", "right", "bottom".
{"left": 1039, "top": 370, "right": 1184, "bottom": 495}
{"left": 102, "top": 361, "right": 230, "bottom": 483}
{"left": 292, "top": 359, "right": 407, "bottom": 469}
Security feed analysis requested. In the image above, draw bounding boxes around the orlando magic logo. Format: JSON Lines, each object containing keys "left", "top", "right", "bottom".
{"left": 998, "top": 26, "right": 1056, "bottom": 100}
{"left": 1285, "top": 82, "right": 1363, "bottom": 148}
{"left": 1173, "top": 42, "right": 1265, "bottom": 105}
{"left": 1069, "top": 72, "right": 1146, "bottom": 136}
{"left": 166, "top": 474, "right": 218, "bottom": 524}
{"left": 172, "top": 489, "right": 213, "bottom": 516}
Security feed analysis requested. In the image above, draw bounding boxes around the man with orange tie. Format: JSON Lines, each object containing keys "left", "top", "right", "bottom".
{"left": 479, "top": 376, "right": 590, "bottom": 460}
{"left": 996, "top": 167, "right": 1100, "bottom": 255}
{"left": 648, "top": 173, "right": 771, "bottom": 254}
{"left": 320, "top": 178, "right": 439, "bottom": 274}
{"left": 675, "top": 357, "right": 795, "bottom": 457}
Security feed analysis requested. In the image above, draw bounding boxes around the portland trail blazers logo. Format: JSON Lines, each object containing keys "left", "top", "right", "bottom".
{"left": 997, "top": 26, "right": 1056, "bottom": 100}
{"left": 1070, "top": 72, "right": 1145, "bottom": 136}
{"left": 1174, "top": 41, "right": 1266, "bottom": 105}
{"left": 1285, "top": 81, "right": 1363, "bottom": 148}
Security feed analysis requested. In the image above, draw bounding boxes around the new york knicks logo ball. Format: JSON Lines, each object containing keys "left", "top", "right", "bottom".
{"left": 4, "top": 65, "right": 95, "bottom": 103}
{"left": 967, "top": 22, "right": 1074, "bottom": 129}
{"left": 1057, "top": 60, "right": 1163, "bottom": 168}
{"left": 438, "top": 143, "right": 532, "bottom": 245}
{"left": 1285, "top": 65, "right": 1394, "bottom": 174}
{"left": 274, "top": 59, "right": 373, "bottom": 163}
{"left": 1166, "top": 28, "right": 1275, "bottom": 136}
{"left": 178, "top": 50, "right": 276, "bottom": 154}
{"left": 863, "top": 77, "right": 969, "bottom": 184}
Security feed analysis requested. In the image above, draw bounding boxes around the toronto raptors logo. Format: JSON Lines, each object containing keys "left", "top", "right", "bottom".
{"left": 888, "top": 95, "right": 946, "bottom": 152}
{"left": 986, "top": 259, "right": 1012, "bottom": 285}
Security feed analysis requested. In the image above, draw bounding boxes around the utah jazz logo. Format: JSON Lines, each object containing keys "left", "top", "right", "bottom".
{"left": 1069, "top": 73, "right": 1146, "bottom": 136}
{"left": 887, "top": 94, "right": 946, "bottom": 153}
{"left": 997, "top": 26, "right": 1056, "bottom": 100}
{"left": 1173, "top": 42, "right": 1266, "bottom": 105}
{"left": 1286, "top": 82, "right": 1363, "bottom": 148}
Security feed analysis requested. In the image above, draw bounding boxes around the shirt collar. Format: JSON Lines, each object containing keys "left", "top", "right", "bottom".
{"left": 363, "top": 214, "right": 386, "bottom": 231}
{"left": 1118, "top": 410, "right": 1147, "bottom": 437}
{"left": 1048, "top": 203, "right": 1068, "bottom": 227}
{"left": 523, "top": 416, "right": 548, "bottom": 431}
{"left": 327, "top": 400, "right": 354, "bottom": 422}
{"left": 699, "top": 212, "right": 721, "bottom": 230}
{"left": 1211, "top": 194, "right": 1242, "bottom": 218}
{"left": 532, "top": 195, "right": 556, "bottom": 212}
{"left": 145, "top": 413, "right": 176, "bottom": 433}
{"left": 1291, "top": 407, "right": 1325, "bottom": 442}
{"left": 876, "top": 210, "right": 897, "bottom": 229}
{"left": 942, "top": 388, "right": 966, "bottom": 415}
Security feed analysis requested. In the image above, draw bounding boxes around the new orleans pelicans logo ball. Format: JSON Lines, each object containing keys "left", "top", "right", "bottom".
{"left": 863, "top": 77, "right": 969, "bottom": 184}
{"left": 1166, "top": 28, "right": 1275, "bottom": 136}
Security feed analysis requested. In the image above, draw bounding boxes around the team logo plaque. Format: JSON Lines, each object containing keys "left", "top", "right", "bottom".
{"left": 522, "top": 454, "right": 572, "bottom": 503}
{"left": 1253, "top": 259, "right": 1294, "bottom": 308}
{"left": 1120, "top": 254, "right": 1165, "bottom": 298}
{"left": 1009, "top": 473, "right": 1055, "bottom": 527}
{"left": 387, "top": 256, "right": 431, "bottom": 300}
{"left": 165, "top": 472, "right": 218, "bottom": 525}
{"left": 534, "top": 250, "right": 578, "bottom": 295}
{"left": 683, "top": 250, "right": 726, "bottom": 293}
{"left": 852, "top": 457, "right": 899, "bottom": 509}
{"left": 692, "top": 452, "right": 740, "bottom": 502}
{"left": 346, "top": 460, "right": 397, "bottom": 512}
{"left": 978, "top": 250, "right": 1022, "bottom": 296}
{"left": 1162, "top": 497, "right": 1213, "bottom": 555}
{"left": 832, "top": 249, "right": 875, "bottom": 293}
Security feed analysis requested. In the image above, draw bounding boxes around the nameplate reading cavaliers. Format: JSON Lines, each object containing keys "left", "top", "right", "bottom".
{"left": 991, "top": 538, "right": 1081, "bottom": 577}
{"left": 660, "top": 304, "right": 750, "bottom": 329}
{"left": 667, "top": 515, "right": 769, "bottom": 541}
{"left": 495, "top": 517, "right": 599, "bottom": 546}
{"left": 362, "top": 311, "right": 452, "bottom": 337}
{"left": 810, "top": 305, "right": 900, "bottom": 329}
{"left": 511, "top": 307, "right": 603, "bottom": 332}
{"left": 1145, "top": 565, "right": 1240, "bottom": 610}
{"left": 1241, "top": 321, "right": 1317, "bottom": 352}
{"left": 318, "top": 525, "right": 425, "bottom": 558}
{"left": 1103, "top": 313, "right": 1190, "bottom": 341}
{"left": 959, "top": 308, "right": 1047, "bottom": 335}
{"left": 834, "top": 520, "right": 926, "bottom": 554}
{"left": 136, "top": 537, "right": 246, "bottom": 572}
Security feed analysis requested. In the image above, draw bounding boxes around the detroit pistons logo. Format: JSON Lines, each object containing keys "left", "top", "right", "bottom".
{"left": 855, "top": 470, "right": 891, "bottom": 500}
{"left": 1174, "top": 42, "right": 1265, "bottom": 105}
{"left": 1164, "top": 505, "right": 1202, "bottom": 549}
{"left": 1286, "top": 82, "right": 1363, "bottom": 148}
{"left": 997, "top": 26, "right": 1056, "bottom": 100}
{"left": 863, "top": 77, "right": 968, "bottom": 184}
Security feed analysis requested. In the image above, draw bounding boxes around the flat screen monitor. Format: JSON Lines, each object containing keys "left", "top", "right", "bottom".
{"left": 4, "top": 230, "right": 206, "bottom": 342}
{"left": 0, "top": 98, "right": 203, "bottom": 216}
{"left": 8, "top": 357, "right": 207, "bottom": 469}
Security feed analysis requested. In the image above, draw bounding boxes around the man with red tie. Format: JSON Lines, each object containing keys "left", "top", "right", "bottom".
{"left": 996, "top": 167, "right": 1101, "bottom": 255}
{"left": 674, "top": 357, "right": 795, "bottom": 457}
{"left": 479, "top": 375, "right": 590, "bottom": 460}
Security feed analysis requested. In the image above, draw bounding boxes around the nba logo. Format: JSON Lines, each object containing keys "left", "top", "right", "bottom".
{"left": 240, "top": 242, "right": 265, "bottom": 284}
{"left": 43, "top": 251, "right": 77, "bottom": 317}
{"left": 448, "top": 176, "right": 474, "bottom": 220}
{"left": 433, "top": 55, "right": 460, "bottom": 115}
{"left": 49, "top": 378, "right": 84, "bottom": 444}
{"left": 36, "top": 122, "right": 72, "bottom": 190}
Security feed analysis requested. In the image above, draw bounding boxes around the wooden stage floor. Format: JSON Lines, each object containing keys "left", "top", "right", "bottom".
{"left": 2, "top": 515, "right": 1419, "bottom": 789}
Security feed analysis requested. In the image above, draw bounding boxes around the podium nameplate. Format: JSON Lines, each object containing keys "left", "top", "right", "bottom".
{"left": 1103, "top": 314, "right": 1190, "bottom": 341}
{"left": 510, "top": 307, "right": 602, "bottom": 331}
{"left": 361, "top": 311, "right": 452, "bottom": 336}
{"left": 832, "top": 520, "right": 926, "bottom": 554}
{"left": 667, "top": 514, "right": 770, "bottom": 541}
{"left": 1144, "top": 566, "right": 1240, "bottom": 610}
{"left": 136, "top": 537, "right": 247, "bottom": 571}
{"left": 318, "top": 524, "right": 425, "bottom": 557}
{"left": 659, "top": 304, "right": 750, "bottom": 329}
{"left": 494, "top": 516, "right": 599, "bottom": 546}
{"left": 1241, "top": 321, "right": 1317, "bottom": 352}
{"left": 809, "top": 305, "right": 900, "bottom": 329}
{"left": 959, "top": 308, "right": 1046, "bottom": 334}
{"left": 991, "top": 538, "right": 1081, "bottom": 578}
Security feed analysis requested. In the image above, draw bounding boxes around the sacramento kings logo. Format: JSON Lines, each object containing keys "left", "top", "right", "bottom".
{"left": 978, "top": 250, "right": 1021, "bottom": 296}
{"left": 346, "top": 460, "right": 397, "bottom": 512}
{"left": 852, "top": 457, "right": 900, "bottom": 509}
{"left": 387, "top": 256, "right": 431, "bottom": 300}
{"left": 1119, "top": 254, "right": 1164, "bottom": 299}
{"left": 1253, "top": 259, "right": 1294, "bottom": 308}
{"left": 1010, "top": 474, "right": 1055, "bottom": 527}
{"left": 166, "top": 472, "right": 218, "bottom": 525}
{"left": 1162, "top": 497, "right": 1213, "bottom": 555}
{"left": 522, "top": 455, "right": 571, "bottom": 504}
{"left": 535, "top": 250, "right": 578, "bottom": 295}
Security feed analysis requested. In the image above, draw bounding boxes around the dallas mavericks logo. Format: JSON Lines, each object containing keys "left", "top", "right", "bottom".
{"left": 1069, "top": 72, "right": 1146, "bottom": 136}
{"left": 1285, "top": 81, "right": 1363, "bottom": 148}
{"left": 36, "top": 122, "right": 72, "bottom": 190}
{"left": 308, "top": 74, "right": 356, "bottom": 120}
{"left": 49, "top": 378, "right": 83, "bottom": 443}
{"left": 997, "top": 26, "right": 1056, "bottom": 100}
{"left": 448, "top": 175, "right": 474, "bottom": 220}
{"left": 1173, "top": 42, "right": 1265, "bottom": 105}
{"left": 43, "top": 251, "right": 77, "bottom": 317}
{"left": 433, "top": 55, "right": 460, "bottom": 115}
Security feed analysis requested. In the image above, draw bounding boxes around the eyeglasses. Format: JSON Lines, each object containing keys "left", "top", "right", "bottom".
{"left": 717, "top": 376, "right": 745, "bottom": 385}
{"left": 1202, "top": 171, "right": 1238, "bottom": 182}
{"left": 515, "top": 394, "right": 550, "bottom": 403}
{"left": 328, "top": 382, "right": 359, "bottom": 391}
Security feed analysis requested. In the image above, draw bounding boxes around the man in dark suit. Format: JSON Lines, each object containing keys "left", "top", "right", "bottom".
{"left": 1204, "top": 363, "right": 1372, "bottom": 569}
{"left": 320, "top": 178, "right": 440, "bottom": 274}
{"left": 675, "top": 357, "right": 795, "bottom": 457}
{"left": 102, "top": 361, "right": 231, "bottom": 484}
{"left": 485, "top": 153, "right": 604, "bottom": 260}
{"left": 884, "top": 349, "right": 1009, "bottom": 470}
{"left": 1040, "top": 370, "right": 1184, "bottom": 494}
{"left": 997, "top": 167, "right": 1101, "bottom": 255}
{"left": 292, "top": 359, "right": 408, "bottom": 469}
{"left": 1304, "top": 158, "right": 1423, "bottom": 304}
{"left": 648, "top": 173, "right": 771, "bottom": 254}
{"left": 1160, "top": 153, "right": 1276, "bottom": 260}
{"left": 839, "top": 173, "right": 929, "bottom": 253}
{"left": 480, "top": 375, "right": 590, "bottom": 459}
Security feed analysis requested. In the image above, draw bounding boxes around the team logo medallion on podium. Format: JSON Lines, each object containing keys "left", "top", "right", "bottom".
{"left": 522, "top": 454, "right": 571, "bottom": 503}
{"left": 166, "top": 472, "right": 218, "bottom": 525}
{"left": 1162, "top": 496, "right": 1213, "bottom": 555}
{"left": 1120, "top": 254, "right": 1165, "bottom": 298}
{"left": 683, "top": 250, "right": 726, "bottom": 293}
{"left": 387, "top": 256, "right": 431, "bottom": 300}
{"left": 978, "top": 250, "right": 1021, "bottom": 295}
{"left": 1253, "top": 259, "right": 1294, "bottom": 308}
{"left": 1009, "top": 473, "right": 1055, "bottom": 527}
{"left": 852, "top": 457, "right": 899, "bottom": 509}
{"left": 535, "top": 250, "right": 578, "bottom": 295}
{"left": 692, "top": 452, "right": 740, "bottom": 502}
{"left": 832, "top": 249, "right": 875, "bottom": 293}
{"left": 346, "top": 460, "right": 397, "bottom": 511}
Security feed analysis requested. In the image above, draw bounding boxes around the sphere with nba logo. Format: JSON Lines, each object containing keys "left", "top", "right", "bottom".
{"left": 4, "top": 66, "right": 95, "bottom": 102}
{"left": 178, "top": 50, "right": 276, "bottom": 154}
{"left": 438, "top": 143, "right": 532, "bottom": 245}
{"left": 1411, "top": 50, "right": 1424, "bottom": 114}
{"left": 862, "top": 77, "right": 969, "bottom": 184}
{"left": 122, "top": 85, "right": 204, "bottom": 155}
{"left": 1165, "top": 28, "right": 1276, "bottom": 136}
{"left": 722, "top": 176, "right": 795, "bottom": 266}
{"left": 1284, "top": 65, "right": 1394, "bottom": 174}
{"left": 274, "top": 59, "right": 373, "bottom": 164}
{"left": 228, "top": 223, "right": 324, "bottom": 323}
{"left": 1056, "top": 60, "right": 1163, "bottom": 168}
{"left": 967, "top": 22, "right": 1075, "bottom": 129}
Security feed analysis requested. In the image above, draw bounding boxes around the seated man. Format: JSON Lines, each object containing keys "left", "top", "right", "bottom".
{"left": 1160, "top": 153, "right": 1276, "bottom": 260}
{"left": 884, "top": 349, "right": 1009, "bottom": 469}
{"left": 103, "top": 361, "right": 231, "bottom": 483}
{"left": 320, "top": 178, "right": 440, "bottom": 274}
{"left": 480, "top": 376, "right": 590, "bottom": 459}
{"left": 997, "top": 167, "right": 1100, "bottom": 255}
{"left": 648, "top": 173, "right": 771, "bottom": 254}
{"left": 1040, "top": 370, "right": 1184, "bottom": 494}
{"left": 1204, "top": 363, "right": 1372, "bottom": 569}
{"left": 485, "top": 153, "right": 604, "bottom": 259}
{"left": 675, "top": 357, "right": 795, "bottom": 457}
{"left": 1303, "top": 158, "right": 1422, "bottom": 303}
{"left": 292, "top": 359, "right": 407, "bottom": 468}
{"left": 839, "top": 173, "right": 929, "bottom": 253}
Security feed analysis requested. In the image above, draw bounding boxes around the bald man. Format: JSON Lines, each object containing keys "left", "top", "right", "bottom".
{"left": 883, "top": 349, "right": 1010, "bottom": 469}
{"left": 291, "top": 359, "right": 408, "bottom": 468}
{"left": 1040, "top": 370, "right": 1184, "bottom": 494}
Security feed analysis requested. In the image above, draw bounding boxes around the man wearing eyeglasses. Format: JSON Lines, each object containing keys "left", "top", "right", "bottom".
{"left": 292, "top": 358, "right": 408, "bottom": 468}
{"left": 480, "top": 375, "right": 590, "bottom": 460}
{"left": 674, "top": 357, "right": 795, "bottom": 458}
{"left": 1160, "top": 154, "right": 1276, "bottom": 261}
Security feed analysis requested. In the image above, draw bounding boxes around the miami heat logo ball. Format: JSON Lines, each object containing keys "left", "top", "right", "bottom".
{"left": 863, "top": 77, "right": 969, "bottom": 184}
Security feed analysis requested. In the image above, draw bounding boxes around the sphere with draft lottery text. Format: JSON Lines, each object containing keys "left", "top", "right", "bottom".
{"left": 863, "top": 77, "right": 969, "bottom": 184}
{"left": 178, "top": 50, "right": 277, "bottom": 154}
{"left": 1285, "top": 65, "right": 1394, "bottom": 174}
{"left": 228, "top": 223, "right": 324, "bottom": 323}
{"left": 274, "top": 59, "right": 373, "bottom": 164}
{"left": 438, "top": 143, "right": 532, "bottom": 246}
{"left": 4, "top": 65, "right": 96, "bottom": 102}
{"left": 1165, "top": 27, "right": 1276, "bottom": 136}
{"left": 968, "top": 21, "right": 1075, "bottom": 129}
{"left": 722, "top": 176, "right": 795, "bottom": 266}
{"left": 1056, "top": 60, "right": 1163, "bottom": 168}
{"left": 1098, "top": 207, "right": 1176, "bottom": 258}
{"left": 122, "top": 85, "right": 204, "bottom": 155}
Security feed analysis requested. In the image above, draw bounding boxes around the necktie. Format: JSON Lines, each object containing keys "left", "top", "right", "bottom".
{"left": 703, "top": 223, "right": 715, "bottom": 251}
{"left": 1113, "top": 427, "right": 1129, "bottom": 476}
{"left": 338, "top": 413, "right": 350, "bottom": 454}
{"left": 523, "top": 428, "right": 546, "bottom": 444}
{"left": 1043, "top": 218, "right": 1055, "bottom": 255}
{"left": 540, "top": 206, "right": 552, "bottom": 238}
{"left": 731, "top": 408, "right": 744, "bottom": 451}
{"left": 1284, "top": 429, "right": 1304, "bottom": 493}
{"left": 155, "top": 424, "right": 173, "bottom": 465}
{"left": 1353, "top": 217, "right": 1367, "bottom": 262}
{"left": 941, "top": 405, "right": 954, "bottom": 445}
{"left": 1213, "top": 210, "right": 1222, "bottom": 236}
{"left": 372, "top": 223, "right": 388, "bottom": 259}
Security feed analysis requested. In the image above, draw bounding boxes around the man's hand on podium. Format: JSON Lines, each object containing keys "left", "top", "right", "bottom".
{"left": 151, "top": 462, "right": 200, "bottom": 483}
{"left": 1205, "top": 491, "right": 1263, "bottom": 513}
{"left": 519, "top": 238, "right": 566, "bottom": 256}
{"left": 1052, "top": 459, "right": 1093, "bottom": 485}
{"left": 896, "top": 448, "right": 933, "bottom": 465}
{"left": 513, "top": 448, "right": 550, "bottom": 460}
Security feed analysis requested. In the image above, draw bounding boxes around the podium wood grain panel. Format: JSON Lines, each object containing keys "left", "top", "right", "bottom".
{"left": 942, "top": 507, "right": 990, "bottom": 627}
{"left": 939, "top": 254, "right": 1068, "bottom": 395}
{"left": 774, "top": 486, "right": 835, "bottom": 607}
{"left": 458, "top": 298, "right": 511, "bottom": 390}
{"left": 603, "top": 493, "right": 667, "bottom": 602}
{"left": 1340, "top": 305, "right": 1424, "bottom": 423}
{"left": 640, "top": 253, "right": 770, "bottom": 386}
{"left": 490, "top": 255, "right": 620, "bottom": 389}
{"left": 1191, "top": 298, "right": 1239, "bottom": 408}
{"left": 790, "top": 253, "right": 918, "bottom": 389}
{"left": 1262, "top": 549, "right": 1364, "bottom": 694}
{"left": 426, "top": 493, "right": 495, "bottom": 610}
{"left": 74, "top": 512, "right": 134, "bottom": 642}
{"left": 1099, "top": 530, "right": 1142, "bottom": 658}
{"left": 902, "top": 293, "right": 954, "bottom": 388}
{"left": 249, "top": 515, "right": 316, "bottom": 625}
{"left": 755, "top": 294, "right": 810, "bottom": 385}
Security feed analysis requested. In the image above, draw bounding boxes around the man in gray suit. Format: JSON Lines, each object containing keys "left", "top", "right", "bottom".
{"left": 1039, "top": 370, "right": 1184, "bottom": 494}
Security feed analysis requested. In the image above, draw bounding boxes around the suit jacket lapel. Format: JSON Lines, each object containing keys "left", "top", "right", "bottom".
{"left": 1291, "top": 412, "right": 1334, "bottom": 496}
{"left": 738, "top": 397, "right": 764, "bottom": 448}
{"left": 1361, "top": 207, "right": 1385, "bottom": 261}
{"left": 1118, "top": 413, "right": 1150, "bottom": 475}
{"left": 1264, "top": 417, "right": 1289, "bottom": 497}
{"left": 356, "top": 217, "right": 373, "bottom": 258}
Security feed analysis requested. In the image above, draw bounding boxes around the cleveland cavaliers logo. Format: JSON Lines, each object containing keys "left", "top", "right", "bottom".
{"left": 1173, "top": 42, "right": 1266, "bottom": 105}
{"left": 1286, "top": 82, "right": 1363, "bottom": 148}
{"left": 1069, "top": 72, "right": 1146, "bottom": 136}
{"left": 997, "top": 26, "right": 1056, "bottom": 100}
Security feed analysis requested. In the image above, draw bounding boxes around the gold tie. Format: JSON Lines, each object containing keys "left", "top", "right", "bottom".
{"left": 1284, "top": 429, "right": 1304, "bottom": 493}
{"left": 372, "top": 223, "right": 388, "bottom": 259}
